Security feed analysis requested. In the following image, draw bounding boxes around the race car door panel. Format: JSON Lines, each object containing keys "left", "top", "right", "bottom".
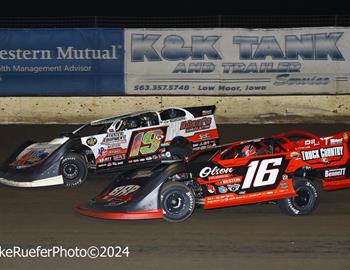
{"left": 191, "top": 153, "right": 295, "bottom": 209}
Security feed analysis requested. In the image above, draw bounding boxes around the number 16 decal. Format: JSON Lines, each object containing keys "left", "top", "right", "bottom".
{"left": 242, "top": 158, "right": 283, "bottom": 189}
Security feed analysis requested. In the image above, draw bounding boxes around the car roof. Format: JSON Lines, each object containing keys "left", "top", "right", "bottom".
{"left": 90, "top": 107, "right": 188, "bottom": 126}
{"left": 90, "top": 111, "right": 152, "bottom": 126}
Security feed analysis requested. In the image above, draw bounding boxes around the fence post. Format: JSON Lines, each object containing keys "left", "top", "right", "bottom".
{"left": 94, "top": 16, "right": 98, "bottom": 28}
{"left": 218, "top": 15, "right": 222, "bottom": 27}
{"left": 335, "top": 14, "right": 338, "bottom": 26}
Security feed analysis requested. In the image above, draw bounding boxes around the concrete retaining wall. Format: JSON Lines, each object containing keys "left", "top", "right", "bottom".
{"left": 0, "top": 96, "right": 349, "bottom": 124}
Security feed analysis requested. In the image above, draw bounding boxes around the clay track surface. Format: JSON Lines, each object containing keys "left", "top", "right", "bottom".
{"left": 1, "top": 124, "right": 350, "bottom": 270}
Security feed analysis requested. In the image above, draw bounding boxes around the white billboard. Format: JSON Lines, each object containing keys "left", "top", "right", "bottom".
{"left": 125, "top": 27, "right": 350, "bottom": 95}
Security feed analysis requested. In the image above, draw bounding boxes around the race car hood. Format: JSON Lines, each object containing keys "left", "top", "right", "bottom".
{"left": 76, "top": 162, "right": 187, "bottom": 220}
{"left": 10, "top": 137, "right": 69, "bottom": 169}
{"left": 77, "top": 168, "right": 162, "bottom": 219}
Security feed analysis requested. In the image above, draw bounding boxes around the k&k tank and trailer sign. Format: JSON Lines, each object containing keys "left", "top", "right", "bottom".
{"left": 125, "top": 27, "right": 350, "bottom": 95}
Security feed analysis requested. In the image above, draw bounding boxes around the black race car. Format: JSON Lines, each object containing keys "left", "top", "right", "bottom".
{"left": 0, "top": 106, "right": 218, "bottom": 188}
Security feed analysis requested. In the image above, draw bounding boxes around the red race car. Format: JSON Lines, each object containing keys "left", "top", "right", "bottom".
{"left": 76, "top": 130, "right": 350, "bottom": 222}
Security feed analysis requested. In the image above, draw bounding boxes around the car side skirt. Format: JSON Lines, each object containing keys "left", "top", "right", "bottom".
{"left": 323, "top": 178, "right": 350, "bottom": 191}
{"left": 0, "top": 175, "right": 64, "bottom": 187}
{"left": 204, "top": 179, "right": 297, "bottom": 209}
{"left": 75, "top": 204, "right": 163, "bottom": 220}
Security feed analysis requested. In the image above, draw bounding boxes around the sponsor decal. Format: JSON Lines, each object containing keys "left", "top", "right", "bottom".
{"left": 27, "top": 156, "right": 42, "bottom": 163}
{"left": 301, "top": 146, "right": 343, "bottom": 161}
{"left": 128, "top": 153, "right": 161, "bottom": 164}
{"left": 199, "top": 166, "right": 234, "bottom": 178}
{"left": 193, "top": 140, "right": 216, "bottom": 151}
{"left": 202, "top": 109, "right": 213, "bottom": 116}
{"left": 107, "top": 185, "right": 141, "bottom": 197}
{"left": 112, "top": 154, "right": 126, "bottom": 161}
{"left": 106, "top": 201, "right": 127, "bottom": 207}
{"left": 162, "top": 116, "right": 186, "bottom": 123}
{"left": 207, "top": 184, "right": 216, "bottom": 194}
{"left": 216, "top": 176, "right": 242, "bottom": 186}
{"left": 320, "top": 136, "right": 333, "bottom": 145}
{"left": 290, "top": 152, "right": 300, "bottom": 158}
{"left": 100, "top": 157, "right": 112, "bottom": 163}
{"left": 330, "top": 138, "right": 343, "bottom": 145}
{"left": 208, "top": 174, "right": 233, "bottom": 181}
{"left": 199, "top": 133, "right": 211, "bottom": 140}
{"left": 322, "top": 158, "right": 329, "bottom": 164}
{"left": 325, "top": 168, "right": 346, "bottom": 178}
{"left": 282, "top": 174, "right": 288, "bottom": 180}
{"left": 24, "top": 150, "right": 49, "bottom": 164}
{"left": 304, "top": 139, "right": 320, "bottom": 146}
{"left": 98, "top": 147, "right": 105, "bottom": 156}
{"left": 180, "top": 117, "right": 212, "bottom": 132}
{"left": 13, "top": 149, "right": 50, "bottom": 168}
{"left": 106, "top": 148, "right": 121, "bottom": 155}
{"left": 218, "top": 186, "right": 228, "bottom": 194}
{"left": 86, "top": 137, "right": 97, "bottom": 146}
{"left": 102, "top": 132, "right": 127, "bottom": 145}
{"left": 320, "top": 136, "right": 343, "bottom": 146}
{"left": 227, "top": 184, "right": 240, "bottom": 192}
{"left": 280, "top": 182, "right": 289, "bottom": 188}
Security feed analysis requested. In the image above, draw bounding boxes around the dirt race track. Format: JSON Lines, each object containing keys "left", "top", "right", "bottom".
{"left": 1, "top": 124, "right": 350, "bottom": 270}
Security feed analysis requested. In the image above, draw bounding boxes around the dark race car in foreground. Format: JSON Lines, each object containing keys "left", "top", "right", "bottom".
{"left": 0, "top": 106, "right": 218, "bottom": 188}
{"left": 76, "top": 130, "right": 350, "bottom": 222}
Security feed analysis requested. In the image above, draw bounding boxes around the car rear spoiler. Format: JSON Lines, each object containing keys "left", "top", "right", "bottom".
{"left": 184, "top": 105, "right": 216, "bottom": 117}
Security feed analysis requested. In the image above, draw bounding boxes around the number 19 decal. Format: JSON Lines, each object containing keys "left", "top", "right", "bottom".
{"left": 129, "top": 129, "right": 164, "bottom": 158}
{"left": 242, "top": 158, "right": 282, "bottom": 189}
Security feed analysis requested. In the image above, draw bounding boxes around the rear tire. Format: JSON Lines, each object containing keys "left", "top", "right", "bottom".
{"left": 160, "top": 181, "right": 195, "bottom": 222}
{"left": 61, "top": 153, "right": 88, "bottom": 188}
{"left": 278, "top": 177, "right": 320, "bottom": 216}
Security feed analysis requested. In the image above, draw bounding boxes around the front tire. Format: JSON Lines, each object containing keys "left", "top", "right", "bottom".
{"left": 278, "top": 177, "right": 320, "bottom": 216}
{"left": 160, "top": 181, "right": 195, "bottom": 222}
{"left": 61, "top": 153, "right": 88, "bottom": 188}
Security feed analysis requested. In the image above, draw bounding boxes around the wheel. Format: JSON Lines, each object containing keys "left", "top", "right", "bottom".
{"left": 160, "top": 181, "right": 195, "bottom": 222}
{"left": 168, "top": 137, "right": 192, "bottom": 160}
{"left": 60, "top": 153, "right": 88, "bottom": 188}
{"left": 278, "top": 177, "right": 320, "bottom": 216}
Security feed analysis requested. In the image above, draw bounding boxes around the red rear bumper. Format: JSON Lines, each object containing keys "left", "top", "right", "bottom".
{"left": 75, "top": 204, "right": 163, "bottom": 220}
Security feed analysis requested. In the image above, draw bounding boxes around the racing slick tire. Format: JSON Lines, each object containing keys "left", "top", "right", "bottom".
{"left": 278, "top": 177, "right": 320, "bottom": 216}
{"left": 60, "top": 153, "right": 88, "bottom": 188}
{"left": 168, "top": 137, "right": 192, "bottom": 160}
{"left": 160, "top": 181, "right": 195, "bottom": 222}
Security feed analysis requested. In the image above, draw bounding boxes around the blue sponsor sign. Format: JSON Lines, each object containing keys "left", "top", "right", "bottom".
{"left": 0, "top": 29, "right": 124, "bottom": 96}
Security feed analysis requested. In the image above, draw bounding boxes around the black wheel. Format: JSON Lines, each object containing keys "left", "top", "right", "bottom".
{"left": 60, "top": 153, "right": 88, "bottom": 188}
{"left": 160, "top": 181, "right": 195, "bottom": 222}
{"left": 278, "top": 177, "right": 320, "bottom": 216}
{"left": 168, "top": 137, "right": 192, "bottom": 160}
